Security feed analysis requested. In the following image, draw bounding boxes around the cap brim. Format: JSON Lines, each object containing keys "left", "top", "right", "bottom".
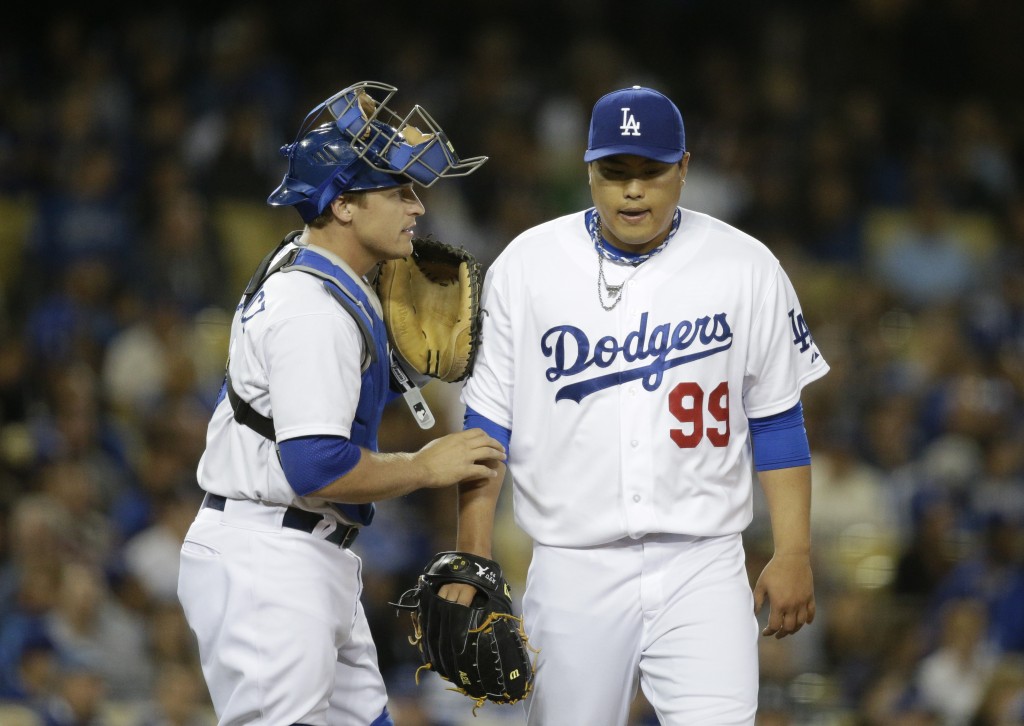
{"left": 583, "top": 146, "right": 685, "bottom": 163}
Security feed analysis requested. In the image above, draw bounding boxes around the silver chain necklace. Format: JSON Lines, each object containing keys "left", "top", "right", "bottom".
{"left": 587, "top": 208, "right": 681, "bottom": 311}
{"left": 597, "top": 253, "right": 625, "bottom": 310}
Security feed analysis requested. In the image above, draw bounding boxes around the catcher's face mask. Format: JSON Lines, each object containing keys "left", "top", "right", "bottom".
{"left": 268, "top": 81, "right": 488, "bottom": 222}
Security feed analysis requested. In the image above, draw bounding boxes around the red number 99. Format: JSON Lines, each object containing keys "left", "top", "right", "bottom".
{"left": 668, "top": 381, "right": 730, "bottom": 448}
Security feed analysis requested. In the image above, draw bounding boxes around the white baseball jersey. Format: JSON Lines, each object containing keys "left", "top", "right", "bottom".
{"left": 462, "top": 207, "right": 829, "bottom": 548}
{"left": 197, "top": 235, "right": 375, "bottom": 520}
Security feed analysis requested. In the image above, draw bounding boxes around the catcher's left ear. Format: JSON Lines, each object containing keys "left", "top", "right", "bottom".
{"left": 331, "top": 195, "right": 354, "bottom": 221}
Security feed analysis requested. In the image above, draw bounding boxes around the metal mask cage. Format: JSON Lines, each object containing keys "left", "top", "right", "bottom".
{"left": 292, "top": 81, "right": 487, "bottom": 187}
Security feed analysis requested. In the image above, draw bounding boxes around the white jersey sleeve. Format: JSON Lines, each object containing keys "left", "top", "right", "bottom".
{"left": 742, "top": 266, "right": 827, "bottom": 418}
{"left": 460, "top": 264, "right": 516, "bottom": 429}
{"left": 262, "top": 294, "right": 362, "bottom": 441}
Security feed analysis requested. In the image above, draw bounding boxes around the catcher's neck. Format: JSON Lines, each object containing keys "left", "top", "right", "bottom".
{"left": 306, "top": 224, "right": 378, "bottom": 277}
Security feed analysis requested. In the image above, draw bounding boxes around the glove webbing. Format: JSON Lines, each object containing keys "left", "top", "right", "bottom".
{"left": 411, "top": 612, "right": 536, "bottom": 714}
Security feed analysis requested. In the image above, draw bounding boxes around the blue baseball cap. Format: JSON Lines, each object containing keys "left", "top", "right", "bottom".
{"left": 584, "top": 86, "right": 686, "bottom": 163}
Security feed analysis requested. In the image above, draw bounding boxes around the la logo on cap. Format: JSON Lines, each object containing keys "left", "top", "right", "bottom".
{"left": 619, "top": 108, "right": 641, "bottom": 136}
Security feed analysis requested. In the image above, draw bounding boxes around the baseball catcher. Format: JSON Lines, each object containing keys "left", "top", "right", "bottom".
{"left": 376, "top": 238, "right": 482, "bottom": 383}
{"left": 177, "top": 79, "right": 506, "bottom": 726}
{"left": 392, "top": 551, "right": 535, "bottom": 711}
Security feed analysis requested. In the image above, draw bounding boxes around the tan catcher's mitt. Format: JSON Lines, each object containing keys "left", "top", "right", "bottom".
{"left": 376, "top": 238, "right": 482, "bottom": 382}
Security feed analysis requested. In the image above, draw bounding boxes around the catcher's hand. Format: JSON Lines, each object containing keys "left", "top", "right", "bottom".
{"left": 376, "top": 238, "right": 482, "bottom": 383}
{"left": 392, "top": 552, "right": 535, "bottom": 711}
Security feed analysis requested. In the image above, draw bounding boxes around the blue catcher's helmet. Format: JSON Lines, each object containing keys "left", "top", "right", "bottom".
{"left": 268, "top": 81, "right": 487, "bottom": 223}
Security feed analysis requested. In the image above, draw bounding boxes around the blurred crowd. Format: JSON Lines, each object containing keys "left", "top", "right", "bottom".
{"left": 1, "top": 1, "right": 1023, "bottom": 725}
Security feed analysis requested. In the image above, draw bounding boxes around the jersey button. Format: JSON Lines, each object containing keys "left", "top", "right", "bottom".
{"left": 630, "top": 440, "right": 639, "bottom": 447}
{"left": 633, "top": 495, "right": 641, "bottom": 503}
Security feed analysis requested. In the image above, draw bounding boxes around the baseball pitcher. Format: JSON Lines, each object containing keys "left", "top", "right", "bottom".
{"left": 452, "top": 86, "right": 830, "bottom": 725}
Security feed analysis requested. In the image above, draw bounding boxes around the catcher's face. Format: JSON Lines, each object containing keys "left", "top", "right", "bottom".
{"left": 588, "top": 154, "right": 688, "bottom": 255}
{"left": 350, "top": 184, "right": 425, "bottom": 263}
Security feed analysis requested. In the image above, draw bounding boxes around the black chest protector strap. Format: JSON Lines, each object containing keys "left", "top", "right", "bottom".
{"left": 227, "top": 374, "right": 277, "bottom": 441}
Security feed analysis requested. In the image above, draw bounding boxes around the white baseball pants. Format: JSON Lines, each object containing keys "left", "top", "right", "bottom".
{"left": 522, "top": 532, "right": 759, "bottom": 725}
{"left": 177, "top": 498, "right": 390, "bottom": 726}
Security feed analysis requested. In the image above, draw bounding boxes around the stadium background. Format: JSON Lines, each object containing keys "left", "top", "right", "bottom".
{"left": 1, "top": 1, "right": 1023, "bottom": 724}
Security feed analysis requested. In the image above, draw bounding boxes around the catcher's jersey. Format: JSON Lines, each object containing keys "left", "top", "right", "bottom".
{"left": 461, "top": 208, "right": 829, "bottom": 547}
{"left": 197, "top": 236, "right": 378, "bottom": 521}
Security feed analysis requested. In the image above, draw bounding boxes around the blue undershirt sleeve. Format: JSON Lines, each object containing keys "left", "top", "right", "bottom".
{"left": 463, "top": 406, "right": 512, "bottom": 455}
{"left": 278, "top": 435, "right": 362, "bottom": 496}
{"left": 749, "top": 402, "right": 811, "bottom": 472}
